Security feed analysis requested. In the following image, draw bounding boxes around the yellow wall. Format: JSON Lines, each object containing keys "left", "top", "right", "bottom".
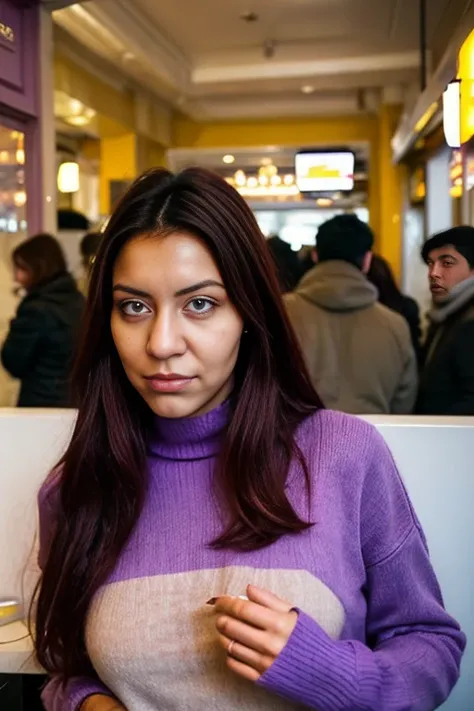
{"left": 376, "top": 105, "right": 404, "bottom": 281}
{"left": 137, "top": 137, "right": 168, "bottom": 173}
{"left": 55, "top": 54, "right": 135, "bottom": 132}
{"left": 100, "top": 134, "right": 138, "bottom": 215}
{"left": 173, "top": 115, "right": 378, "bottom": 149}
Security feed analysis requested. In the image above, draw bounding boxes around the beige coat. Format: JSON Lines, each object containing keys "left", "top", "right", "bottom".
{"left": 285, "top": 261, "right": 417, "bottom": 414}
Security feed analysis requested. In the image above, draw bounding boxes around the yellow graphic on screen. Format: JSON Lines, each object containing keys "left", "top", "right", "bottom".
{"left": 303, "top": 164, "right": 344, "bottom": 179}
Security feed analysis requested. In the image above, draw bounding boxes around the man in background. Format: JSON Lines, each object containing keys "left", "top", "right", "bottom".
{"left": 416, "top": 226, "right": 474, "bottom": 415}
{"left": 285, "top": 214, "right": 417, "bottom": 414}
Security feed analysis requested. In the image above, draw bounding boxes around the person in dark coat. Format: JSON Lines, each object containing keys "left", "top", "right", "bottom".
{"left": 1, "top": 233, "right": 85, "bottom": 407}
{"left": 416, "top": 225, "right": 474, "bottom": 415}
{"left": 367, "top": 254, "right": 422, "bottom": 362}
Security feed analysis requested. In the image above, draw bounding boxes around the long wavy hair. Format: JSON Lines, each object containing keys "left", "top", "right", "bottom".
{"left": 33, "top": 167, "right": 323, "bottom": 682}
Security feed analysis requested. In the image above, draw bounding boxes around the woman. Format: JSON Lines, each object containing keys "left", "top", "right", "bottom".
{"left": 34, "top": 169, "right": 464, "bottom": 711}
{"left": 1, "top": 233, "right": 84, "bottom": 407}
{"left": 266, "top": 234, "right": 302, "bottom": 292}
{"left": 78, "top": 231, "right": 103, "bottom": 296}
{"left": 367, "top": 254, "right": 422, "bottom": 361}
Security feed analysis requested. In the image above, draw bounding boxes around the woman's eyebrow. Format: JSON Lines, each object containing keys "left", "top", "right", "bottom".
{"left": 113, "top": 285, "right": 152, "bottom": 298}
{"left": 174, "top": 280, "right": 225, "bottom": 297}
{"left": 112, "top": 280, "right": 225, "bottom": 299}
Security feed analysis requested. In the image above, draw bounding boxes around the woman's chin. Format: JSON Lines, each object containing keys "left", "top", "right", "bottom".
{"left": 145, "top": 393, "right": 207, "bottom": 420}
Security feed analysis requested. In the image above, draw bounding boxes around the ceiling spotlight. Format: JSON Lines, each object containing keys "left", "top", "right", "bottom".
{"left": 240, "top": 11, "right": 259, "bottom": 22}
{"left": 259, "top": 163, "right": 277, "bottom": 179}
{"left": 222, "top": 154, "right": 235, "bottom": 164}
{"left": 301, "top": 85, "right": 315, "bottom": 94}
{"left": 69, "top": 99, "right": 84, "bottom": 115}
{"left": 66, "top": 115, "right": 91, "bottom": 127}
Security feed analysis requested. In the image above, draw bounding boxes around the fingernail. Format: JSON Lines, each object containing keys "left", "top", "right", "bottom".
{"left": 205, "top": 594, "right": 248, "bottom": 606}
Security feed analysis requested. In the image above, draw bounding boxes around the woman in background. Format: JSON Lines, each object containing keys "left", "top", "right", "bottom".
{"left": 266, "top": 234, "right": 302, "bottom": 292}
{"left": 78, "top": 231, "right": 103, "bottom": 295}
{"left": 367, "top": 254, "right": 421, "bottom": 361}
{"left": 1, "top": 233, "right": 84, "bottom": 407}
{"left": 35, "top": 169, "right": 463, "bottom": 711}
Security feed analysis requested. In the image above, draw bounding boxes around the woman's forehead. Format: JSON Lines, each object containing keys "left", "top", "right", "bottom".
{"left": 113, "top": 232, "right": 223, "bottom": 294}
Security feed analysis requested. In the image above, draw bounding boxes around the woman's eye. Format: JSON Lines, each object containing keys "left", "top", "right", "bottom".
{"left": 186, "top": 298, "right": 215, "bottom": 315}
{"left": 121, "top": 300, "right": 150, "bottom": 316}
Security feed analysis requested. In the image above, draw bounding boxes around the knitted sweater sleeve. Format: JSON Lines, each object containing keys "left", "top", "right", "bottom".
{"left": 37, "top": 477, "right": 117, "bottom": 711}
{"left": 258, "top": 426, "right": 466, "bottom": 710}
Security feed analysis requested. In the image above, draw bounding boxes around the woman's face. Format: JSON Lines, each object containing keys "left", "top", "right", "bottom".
{"left": 13, "top": 262, "right": 32, "bottom": 290}
{"left": 111, "top": 231, "right": 244, "bottom": 419}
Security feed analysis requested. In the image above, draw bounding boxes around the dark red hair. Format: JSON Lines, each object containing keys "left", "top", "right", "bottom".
{"left": 33, "top": 167, "right": 323, "bottom": 681}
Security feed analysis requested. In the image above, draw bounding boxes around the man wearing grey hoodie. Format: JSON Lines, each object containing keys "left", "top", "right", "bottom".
{"left": 416, "top": 226, "right": 474, "bottom": 415}
{"left": 284, "top": 214, "right": 417, "bottom": 415}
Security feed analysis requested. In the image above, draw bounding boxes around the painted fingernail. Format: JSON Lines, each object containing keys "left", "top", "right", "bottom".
{"left": 205, "top": 594, "right": 248, "bottom": 606}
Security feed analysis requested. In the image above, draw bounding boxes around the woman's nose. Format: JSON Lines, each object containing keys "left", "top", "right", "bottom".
{"left": 146, "top": 312, "right": 186, "bottom": 360}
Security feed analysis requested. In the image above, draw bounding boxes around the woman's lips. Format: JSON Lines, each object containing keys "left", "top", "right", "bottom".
{"left": 145, "top": 374, "right": 195, "bottom": 393}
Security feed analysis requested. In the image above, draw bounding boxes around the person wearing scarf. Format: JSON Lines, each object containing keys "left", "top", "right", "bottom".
{"left": 417, "top": 226, "right": 474, "bottom": 414}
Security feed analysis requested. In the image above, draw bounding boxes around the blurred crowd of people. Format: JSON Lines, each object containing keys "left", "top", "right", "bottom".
{"left": 272, "top": 217, "right": 474, "bottom": 416}
{"left": 1, "top": 215, "right": 474, "bottom": 416}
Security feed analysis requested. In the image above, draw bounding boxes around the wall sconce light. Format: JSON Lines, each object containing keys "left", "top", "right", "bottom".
{"left": 443, "top": 80, "right": 461, "bottom": 148}
{"left": 57, "top": 161, "right": 80, "bottom": 193}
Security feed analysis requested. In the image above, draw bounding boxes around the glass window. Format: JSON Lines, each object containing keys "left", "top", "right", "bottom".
{"left": 0, "top": 120, "right": 26, "bottom": 405}
{"left": 0, "top": 122, "right": 27, "bottom": 241}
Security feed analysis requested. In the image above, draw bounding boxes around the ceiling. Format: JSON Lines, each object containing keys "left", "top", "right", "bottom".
{"left": 52, "top": 0, "right": 463, "bottom": 121}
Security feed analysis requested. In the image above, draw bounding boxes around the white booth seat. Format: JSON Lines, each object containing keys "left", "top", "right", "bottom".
{"left": 0, "top": 411, "right": 473, "bottom": 709}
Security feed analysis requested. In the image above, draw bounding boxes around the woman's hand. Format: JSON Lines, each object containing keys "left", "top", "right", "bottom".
{"left": 214, "top": 584, "right": 297, "bottom": 682}
{"left": 80, "top": 694, "right": 127, "bottom": 711}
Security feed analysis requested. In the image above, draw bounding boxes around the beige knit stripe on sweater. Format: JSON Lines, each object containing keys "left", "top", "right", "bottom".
{"left": 86, "top": 566, "right": 345, "bottom": 711}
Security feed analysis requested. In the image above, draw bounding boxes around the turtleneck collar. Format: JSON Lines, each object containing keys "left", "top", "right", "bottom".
{"left": 148, "top": 400, "right": 230, "bottom": 461}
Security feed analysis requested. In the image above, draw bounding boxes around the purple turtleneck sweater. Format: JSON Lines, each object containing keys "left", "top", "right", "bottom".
{"left": 39, "top": 405, "right": 465, "bottom": 711}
